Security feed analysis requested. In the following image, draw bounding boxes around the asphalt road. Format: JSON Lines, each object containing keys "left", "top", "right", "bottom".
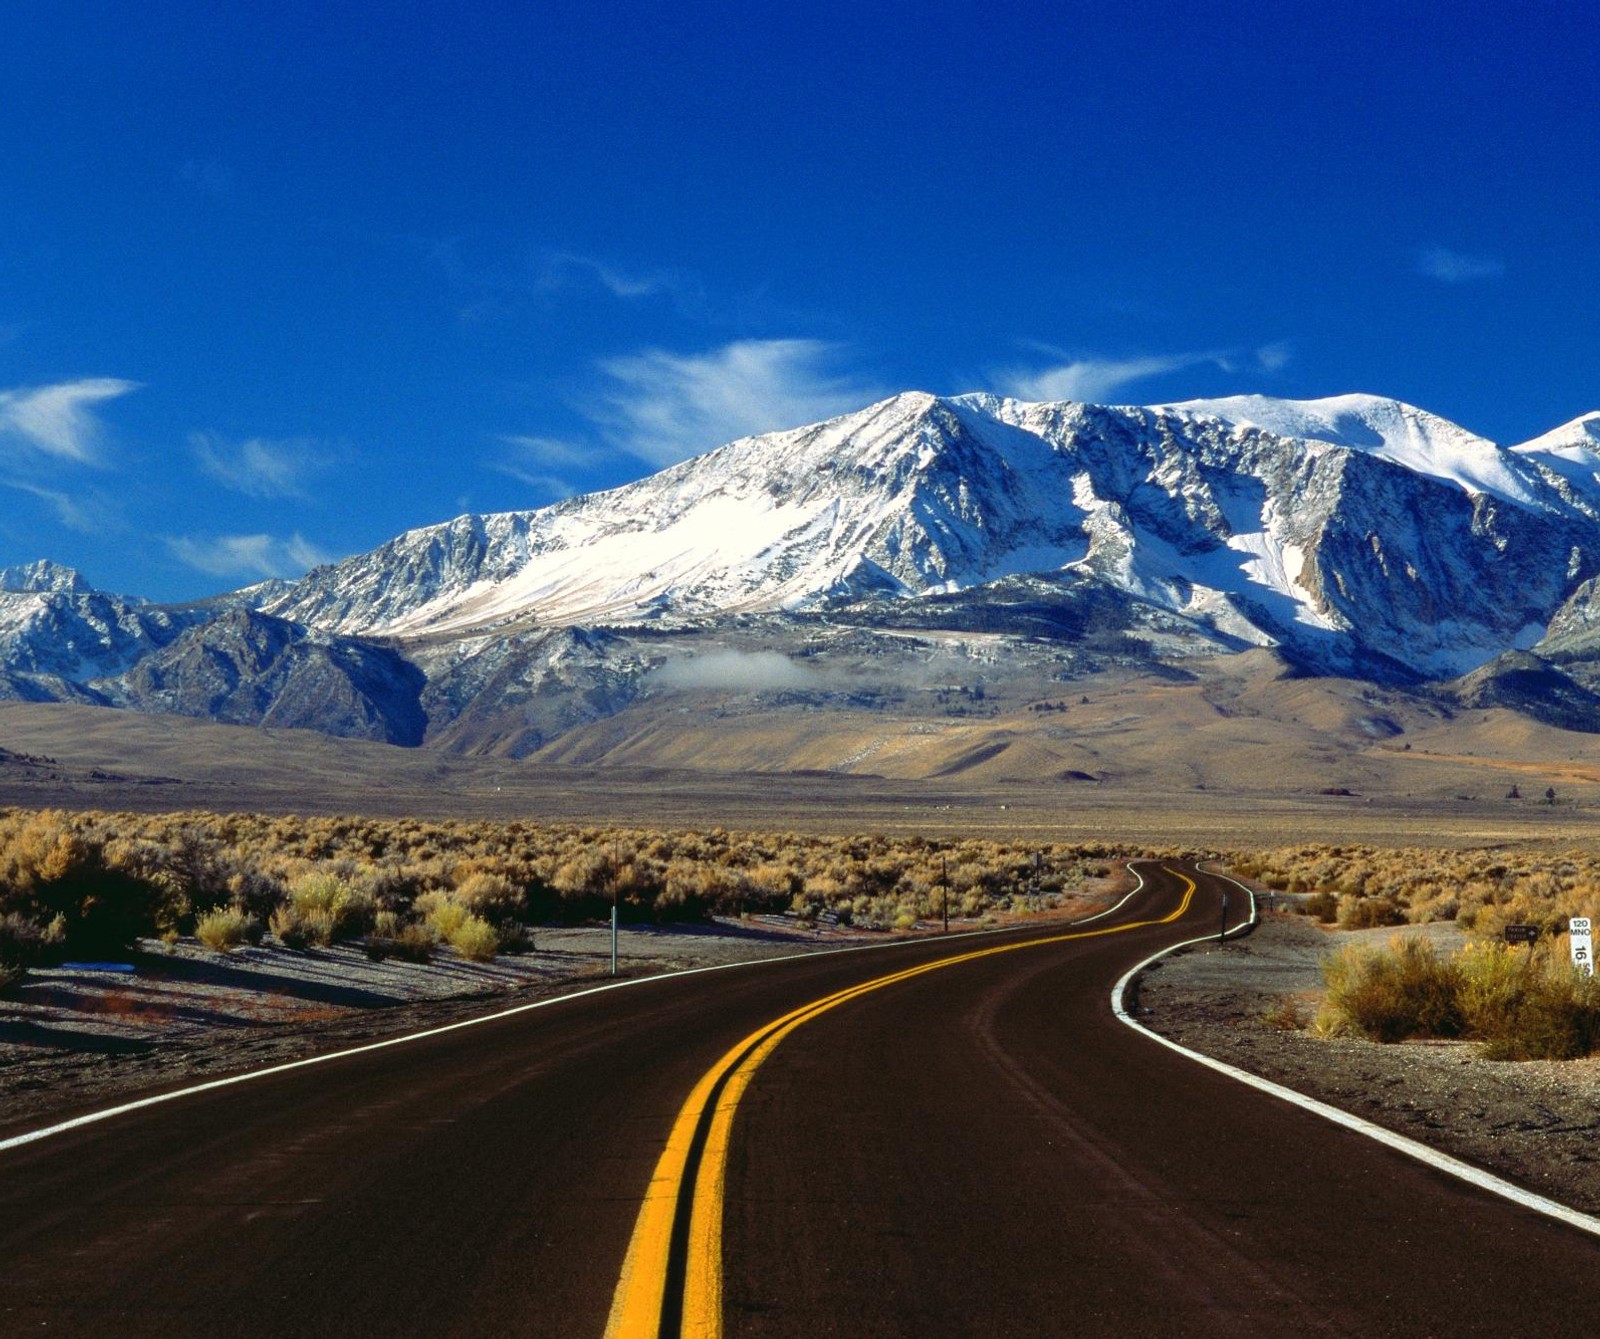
{"left": 3, "top": 863, "right": 1598, "bottom": 1337}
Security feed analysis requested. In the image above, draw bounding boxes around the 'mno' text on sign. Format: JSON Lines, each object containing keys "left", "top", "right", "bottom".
{"left": 1571, "top": 917, "right": 1594, "bottom": 977}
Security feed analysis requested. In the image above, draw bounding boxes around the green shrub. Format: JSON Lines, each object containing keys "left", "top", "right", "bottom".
{"left": 195, "top": 906, "right": 253, "bottom": 953}
{"left": 448, "top": 913, "right": 500, "bottom": 962}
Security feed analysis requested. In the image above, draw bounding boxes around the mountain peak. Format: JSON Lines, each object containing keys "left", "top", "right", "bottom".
{"left": 1512, "top": 411, "right": 1600, "bottom": 458}
{"left": 1155, "top": 393, "right": 1542, "bottom": 505}
{"left": 249, "top": 386, "right": 1593, "bottom": 685}
{"left": 0, "top": 559, "right": 94, "bottom": 597}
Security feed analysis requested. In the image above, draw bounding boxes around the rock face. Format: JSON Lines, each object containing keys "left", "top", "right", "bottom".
{"left": 413, "top": 626, "right": 642, "bottom": 756}
{"left": 0, "top": 567, "right": 206, "bottom": 702}
{"left": 9, "top": 390, "right": 1600, "bottom": 748}
{"left": 1447, "top": 650, "right": 1600, "bottom": 733}
{"left": 113, "top": 610, "right": 427, "bottom": 746}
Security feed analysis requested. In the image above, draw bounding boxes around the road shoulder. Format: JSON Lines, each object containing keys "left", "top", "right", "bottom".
{"left": 1135, "top": 910, "right": 1600, "bottom": 1215}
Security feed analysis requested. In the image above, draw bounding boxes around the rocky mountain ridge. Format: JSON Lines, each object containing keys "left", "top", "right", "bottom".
{"left": 8, "top": 391, "right": 1600, "bottom": 755}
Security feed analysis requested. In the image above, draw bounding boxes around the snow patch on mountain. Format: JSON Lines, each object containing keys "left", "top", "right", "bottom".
{"left": 249, "top": 389, "right": 1600, "bottom": 683}
{"left": 1511, "top": 413, "right": 1600, "bottom": 517}
{"left": 1159, "top": 393, "right": 1546, "bottom": 507}
{"left": 1513, "top": 411, "right": 1600, "bottom": 458}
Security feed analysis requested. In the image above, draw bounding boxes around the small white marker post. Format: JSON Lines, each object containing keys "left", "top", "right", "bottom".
{"left": 611, "top": 840, "right": 621, "bottom": 977}
{"left": 1570, "top": 917, "right": 1594, "bottom": 977}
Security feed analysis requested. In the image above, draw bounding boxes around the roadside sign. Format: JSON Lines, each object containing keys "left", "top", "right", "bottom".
{"left": 1503, "top": 924, "right": 1540, "bottom": 945}
{"left": 1570, "top": 918, "right": 1594, "bottom": 977}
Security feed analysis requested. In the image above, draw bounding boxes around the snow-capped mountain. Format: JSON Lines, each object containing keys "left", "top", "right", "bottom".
{"left": 0, "top": 563, "right": 207, "bottom": 701}
{"left": 262, "top": 391, "right": 1600, "bottom": 679}
{"left": 11, "top": 390, "right": 1600, "bottom": 752}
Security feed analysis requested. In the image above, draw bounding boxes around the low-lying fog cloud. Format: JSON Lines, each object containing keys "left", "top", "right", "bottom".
{"left": 651, "top": 649, "right": 825, "bottom": 692}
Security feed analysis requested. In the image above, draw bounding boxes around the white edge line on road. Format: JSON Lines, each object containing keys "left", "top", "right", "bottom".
{"left": 1113, "top": 864, "right": 1600, "bottom": 1242}
{"left": 2, "top": 861, "right": 1153, "bottom": 1157}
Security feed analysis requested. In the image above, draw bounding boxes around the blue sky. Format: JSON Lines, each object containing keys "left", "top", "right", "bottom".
{"left": 3, "top": 1, "right": 1598, "bottom": 600}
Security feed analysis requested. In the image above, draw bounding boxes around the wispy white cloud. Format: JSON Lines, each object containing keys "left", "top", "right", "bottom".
{"left": 1417, "top": 246, "right": 1505, "bottom": 283}
{"left": 594, "top": 339, "right": 885, "bottom": 466}
{"left": 285, "top": 534, "right": 332, "bottom": 570}
{"left": 423, "top": 238, "right": 707, "bottom": 323}
{"left": 497, "top": 434, "right": 597, "bottom": 470}
{"left": 996, "top": 351, "right": 1228, "bottom": 403}
{"left": 2, "top": 479, "right": 103, "bottom": 532}
{"left": 190, "top": 432, "right": 330, "bottom": 499}
{"left": 1255, "top": 341, "right": 1294, "bottom": 373}
{"left": 165, "top": 532, "right": 335, "bottom": 580}
{"left": 538, "top": 251, "right": 703, "bottom": 307}
{"left": 0, "top": 377, "right": 138, "bottom": 463}
{"left": 489, "top": 435, "right": 593, "bottom": 498}
{"left": 496, "top": 469, "right": 577, "bottom": 500}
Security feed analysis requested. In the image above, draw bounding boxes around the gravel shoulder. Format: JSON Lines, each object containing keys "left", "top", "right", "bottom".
{"left": 1135, "top": 909, "right": 1600, "bottom": 1216}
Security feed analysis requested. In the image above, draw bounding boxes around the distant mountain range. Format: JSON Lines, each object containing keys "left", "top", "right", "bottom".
{"left": 8, "top": 391, "right": 1600, "bottom": 757}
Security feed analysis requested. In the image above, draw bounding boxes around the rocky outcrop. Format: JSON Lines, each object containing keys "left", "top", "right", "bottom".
{"left": 1446, "top": 650, "right": 1600, "bottom": 733}
{"left": 111, "top": 610, "right": 427, "bottom": 745}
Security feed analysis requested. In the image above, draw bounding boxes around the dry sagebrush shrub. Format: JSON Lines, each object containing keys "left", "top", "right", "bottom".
{"left": 1232, "top": 844, "right": 1600, "bottom": 937}
{"left": 194, "top": 906, "right": 257, "bottom": 953}
{"left": 1315, "top": 937, "right": 1465, "bottom": 1043}
{"left": 1457, "top": 939, "right": 1600, "bottom": 1060}
{"left": 0, "top": 805, "right": 1128, "bottom": 970}
{"left": 0, "top": 810, "right": 168, "bottom": 959}
{"left": 1316, "top": 934, "right": 1600, "bottom": 1059}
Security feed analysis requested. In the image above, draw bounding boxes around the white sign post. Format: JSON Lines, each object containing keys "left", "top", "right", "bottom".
{"left": 1570, "top": 917, "right": 1594, "bottom": 977}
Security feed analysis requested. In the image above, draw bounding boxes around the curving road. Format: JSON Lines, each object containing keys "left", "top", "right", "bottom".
{"left": 2, "top": 863, "right": 1597, "bottom": 1337}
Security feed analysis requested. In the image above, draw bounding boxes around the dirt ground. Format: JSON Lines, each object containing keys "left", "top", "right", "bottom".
{"left": 1135, "top": 909, "right": 1600, "bottom": 1215}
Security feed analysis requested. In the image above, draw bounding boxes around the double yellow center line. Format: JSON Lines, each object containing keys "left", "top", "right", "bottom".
{"left": 604, "top": 870, "right": 1197, "bottom": 1339}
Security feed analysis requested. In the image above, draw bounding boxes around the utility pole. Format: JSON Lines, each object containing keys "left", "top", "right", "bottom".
{"left": 941, "top": 853, "right": 949, "bottom": 934}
